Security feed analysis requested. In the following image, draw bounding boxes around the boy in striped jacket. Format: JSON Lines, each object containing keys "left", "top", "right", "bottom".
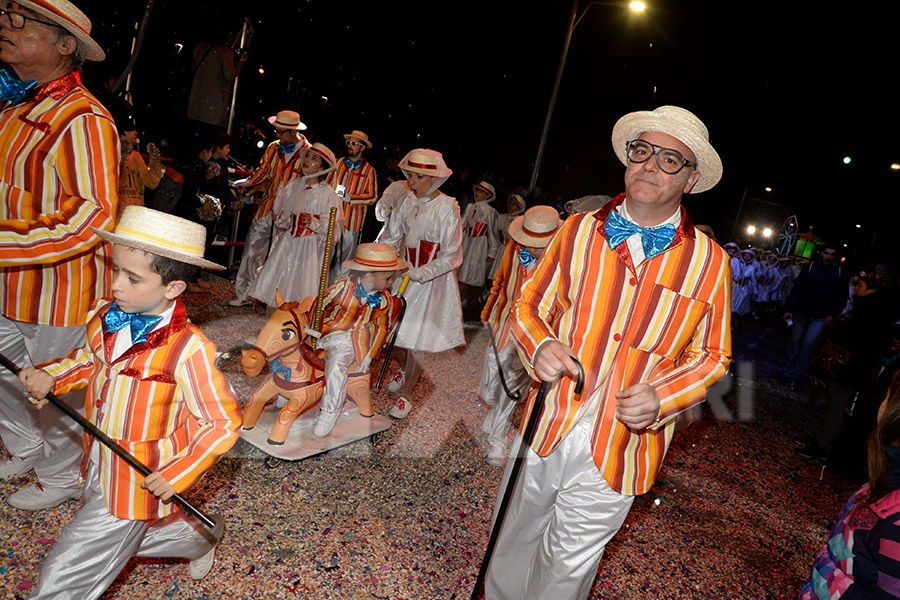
{"left": 17, "top": 207, "right": 242, "bottom": 599}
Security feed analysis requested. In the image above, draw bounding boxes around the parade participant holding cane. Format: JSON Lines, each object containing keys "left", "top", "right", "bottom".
{"left": 0, "top": 0, "right": 119, "bottom": 510}
{"left": 484, "top": 106, "right": 731, "bottom": 599}
{"left": 18, "top": 206, "right": 242, "bottom": 598}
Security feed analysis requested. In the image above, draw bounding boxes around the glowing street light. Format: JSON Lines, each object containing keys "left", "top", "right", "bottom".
{"left": 762, "top": 227, "right": 772, "bottom": 238}
{"left": 892, "top": 164, "right": 900, "bottom": 170}
{"left": 629, "top": 1, "right": 646, "bottom": 10}
{"left": 746, "top": 225, "right": 756, "bottom": 235}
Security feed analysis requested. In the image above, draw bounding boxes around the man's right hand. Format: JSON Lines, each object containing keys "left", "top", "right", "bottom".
{"left": 533, "top": 340, "right": 579, "bottom": 383}
{"left": 18, "top": 367, "right": 55, "bottom": 405}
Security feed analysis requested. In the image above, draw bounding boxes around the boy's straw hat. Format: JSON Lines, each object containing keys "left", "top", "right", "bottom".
{"left": 509, "top": 205, "right": 562, "bottom": 248}
{"left": 90, "top": 206, "right": 225, "bottom": 270}
{"left": 342, "top": 243, "right": 409, "bottom": 272}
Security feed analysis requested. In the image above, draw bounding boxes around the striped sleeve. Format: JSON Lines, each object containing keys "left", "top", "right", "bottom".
{"left": 481, "top": 241, "right": 515, "bottom": 327}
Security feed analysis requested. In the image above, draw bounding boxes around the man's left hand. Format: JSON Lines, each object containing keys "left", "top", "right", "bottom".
{"left": 142, "top": 471, "right": 176, "bottom": 501}
{"left": 615, "top": 383, "right": 660, "bottom": 430}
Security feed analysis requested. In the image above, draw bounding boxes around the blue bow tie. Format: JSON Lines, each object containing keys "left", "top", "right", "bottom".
{"left": 518, "top": 246, "right": 538, "bottom": 269}
{"left": 102, "top": 303, "right": 164, "bottom": 345}
{"left": 354, "top": 285, "right": 383, "bottom": 308}
{"left": 604, "top": 209, "right": 676, "bottom": 261}
{"left": 0, "top": 65, "right": 37, "bottom": 105}
{"left": 345, "top": 158, "right": 363, "bottom": 170}
{"left": 278, "top": 143, "right": 296, "bottom": 155}
{"left": 270, "top": 358, "right": 292, "bottom": 381}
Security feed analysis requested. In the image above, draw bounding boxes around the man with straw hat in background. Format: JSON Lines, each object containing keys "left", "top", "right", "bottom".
{"left": 485, "top": 106, "right": 732, "bottom": 599}
{"left": 328, "top": 129, "right": 378, "bottom": 278}
{"left": 228, "top": 109, "right": 309, "bottom": 307}
{"left": 0, "top": 0, "right": 119, "bottom": 510}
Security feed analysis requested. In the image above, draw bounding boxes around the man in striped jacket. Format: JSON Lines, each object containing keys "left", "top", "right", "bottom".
{"left": 486, "top": 106, "right": 732, "bottom": 599}
{"left": 0, "top": 0, "right": 119, "bottom": 510}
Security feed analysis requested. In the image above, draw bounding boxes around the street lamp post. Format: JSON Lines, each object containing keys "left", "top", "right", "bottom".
{"left": 527, "top": 1, "right": 646, "bottom": 194}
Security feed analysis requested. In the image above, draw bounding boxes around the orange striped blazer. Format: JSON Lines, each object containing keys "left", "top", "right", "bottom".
{"left": 0, "top": 71, "right": 118, "bottom": 327}
{"left": 482, "top": 241, "right": 529, "bottom": 349}
{"left": 244, "top": 141, "right": 307, "bottom": 219}
{"left": 42, "top": 299, "right": 242, "bottom": 520}
{"left": 513, "top": 194, "right": 731, "bottom": 495}
{"left": 321, "top": 276, "right": 401, "bottom": 368}
{"left": 327, "top": 160, "right": 378, "bottom": 233}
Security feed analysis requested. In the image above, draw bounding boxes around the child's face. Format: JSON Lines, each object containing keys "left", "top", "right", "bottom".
{"left": 474, "top": 188, "right": 491, "bottom": 202}
{"left": 364, "top": 270, "right": 398, "bottom": 292}
{"left": 524, "top": 245, "right": 545, "bottom": 260}
{"left": 301, "top": 152, "right": 323, "bottom": 175}
{"left": 111, "top": 245, "right": 182, "bottom": 315}
{"left": 406, "top": 172, "right": 435, "bottom": 198}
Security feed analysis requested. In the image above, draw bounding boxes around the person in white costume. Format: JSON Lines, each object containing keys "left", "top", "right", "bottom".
{"left": 731, "top": 247, "right": 759, "bottom": 317}
{"left": 248, "top": 143, "right": 344, "bottom": 309}
{"left": 376, "top": 149, "right": 464, "bottom": 418}
{"left": 457, "top": 181, "right": 501, "bottom": 307}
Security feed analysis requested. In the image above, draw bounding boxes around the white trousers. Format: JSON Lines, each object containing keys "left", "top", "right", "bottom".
{"left": 479, "top": 341, "right": 530, "bottom": 449}
{"left": 32, "top": 454, "right": 218, "bottom": 599}
{"left": 233, "top": 212, "right": 273, "bottom": 302}
{"left": 485, "top": 418, "right": 635, "bottom": 600}
{"left": 319, "top": 332, "right": 355, "bottom": 415}
{"left": 0, "top": 314, "right": 85, "bottom": 488}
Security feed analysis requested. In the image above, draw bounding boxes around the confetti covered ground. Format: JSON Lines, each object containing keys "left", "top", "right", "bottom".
{"left": 0, "top": 279, "right": 859, "bottom": 599}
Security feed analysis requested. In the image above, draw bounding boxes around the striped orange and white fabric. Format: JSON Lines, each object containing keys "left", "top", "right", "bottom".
{"left": 321, "top": 276, "right": 401, "bottom": 368}
{"left": 42, "top": 299, "right": 242, "bottom": 520}
{"left": 0, "top": 72, "right": 119, "bottom": 327}
{"left": 327, "top": 161, "right": 378, "bottom": 233}
{"left": 244, "top": 141, "right": 306, "bottom": 219}
{"left": 513, "top": 194, "right": 731, "bottom": 496}
{"left": 482, "top": 241, "right": 529, "bottom": 350}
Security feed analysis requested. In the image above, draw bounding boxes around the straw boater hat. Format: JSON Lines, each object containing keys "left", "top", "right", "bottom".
{"left": 473, "top": 181, "right": 496, "bottom": 201}
{"left": 342, "top": 243, "right": 409, "bottom": 272}
{"left": 398, "top": 149, "right": 452, "bottom": 178}
{"left": 305, "top": 142, "right": 337, "bottom": 169}
{"left": 611, "top": 105, "right": 723, "bottom": 194}
{"left": 14, "top": 0, "right": 105, "bottom": 61}
{"left": 509, "top": 205, "right": 563, "bottom": 248}
{"left": 90, "top": 206, "right": 224, "bottom": 271}
{"left": 268, "top": 110, "right": 307, "bottom": 131}
{"left": 343, "top": 130, "right": 372, "bottom": 148}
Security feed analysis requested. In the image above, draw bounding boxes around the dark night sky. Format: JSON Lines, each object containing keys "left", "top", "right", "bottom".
{"left": 73, "top": 0, "right": 900, "bottom": 265}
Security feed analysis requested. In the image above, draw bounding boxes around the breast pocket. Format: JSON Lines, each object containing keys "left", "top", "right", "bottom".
{"left": 630, "top": 284, "right": 710, "bottom": 360}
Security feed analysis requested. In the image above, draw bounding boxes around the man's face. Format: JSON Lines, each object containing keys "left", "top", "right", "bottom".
{"left": 110, "top": 245, "right": 179, "bottom": 316}
{"left": 0, "top": 2, "right": 71, "bottom": 81}
{"left": 820, "top": 248, "right": 836, "bottom": 265}
{"left": 623, "top": 131, "right": 701, "bottom": 213}
{"left": 346, "top": 139, "right": 365, "bottom": 160}
{"left": 121, "top": 130, "right": 139, "bottom": 146}
{"left": 277, "top": 129, "right": 301, "bottom": 145}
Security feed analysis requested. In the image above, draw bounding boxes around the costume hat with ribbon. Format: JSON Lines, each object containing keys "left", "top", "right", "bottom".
{"left": 473, "top": 181, "right": 496, "bottom": 201}
{"left": 399, "top": 148, "right": 452, "bottom": 178}
{"left": 509, "top": 205, "right": 562, "bottom": 248}
{"left": 90, "top": 206, "right": 225, "bottom": 271}
{"left": 306, "top": 142, "right": 337, "bottom": 169}
{"left": 342, "top": 243, "right": 408, "bottom": 272}
{"left": 343, "top": 130, "right": 372, "bottom": 148}
{"left": 611, "top": 105, "right": 722, "bottom": 194}
{"left": 268, "top": 110, "right": 307, "bottom": 131}
{"left": 10, "top": 0, "right": 105, "bottom": 61}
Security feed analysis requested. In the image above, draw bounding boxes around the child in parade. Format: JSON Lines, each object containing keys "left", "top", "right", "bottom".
{"left": 312, "top": 243, "right": 407, "bottom": 437}
{"left": 457, "top": 181, "right": 501, "bottom": 308}
{"left": 376, "top": 149, "right": 464, "bottom": 418}
{"left": 17, "top": 207, "right": 242, "bottom": 598}
{"left": 248, "top": 143, "right": 344, "bottom": 309}
{"left": 480, "top": 206, "right": 561, "bottom": 466}
{"left": 487, "top": 193, "right": 526, "bottom": 283}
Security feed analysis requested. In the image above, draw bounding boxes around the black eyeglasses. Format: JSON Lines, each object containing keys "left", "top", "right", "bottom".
{"left": 626, "top": 139, "right": 696, "bottom": 175}
{"left": 0, "top": 7, "right": 64, "bottom": 30}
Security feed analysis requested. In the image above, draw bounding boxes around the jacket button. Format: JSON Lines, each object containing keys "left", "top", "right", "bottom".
{"left": 630, "top": 277, "right": 638, "bottom": 286}
{"left": 613, "top": 333, "right": 621, "bottom": 342}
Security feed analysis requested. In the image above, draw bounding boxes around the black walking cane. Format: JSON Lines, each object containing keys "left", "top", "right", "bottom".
{"left": 375, "top": 274, "right": 411, "bottom": 390}
{"left": 0, "top": 351, "right": 217, "bottom": 529}
{"left": 485, "top": 325, "right": 521, "bottom": 401}
{"left": 470, "top": 356, "right": 585, "bottom": 600}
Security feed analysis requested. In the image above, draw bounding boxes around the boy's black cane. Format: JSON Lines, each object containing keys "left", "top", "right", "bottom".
{"left": 486, "top": 325, "right": 521, "bottom": 401}
{"left": 470, "top": 357, "right": 585, "bottom": 600}
{"left": 0, "top": 351, "right": 217, "bottom": 529}
{"left": 375, "top": 275, "right": 410, "bottom": 390}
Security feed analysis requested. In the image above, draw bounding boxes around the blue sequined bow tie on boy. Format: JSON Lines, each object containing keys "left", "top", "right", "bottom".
{"left": 518, "top": 246, "right": 538, "bottom": 269}
{"left": 0, "top": 65, "right": 37, "bottom": 105}
{"left": 354, "top": 285, "right": 383, "bottom": 308}
{"left": 604, "top": 209, "right": 676, "bottom": 261}
{"left": 277, "top": 143, "right": 296, "bottom": 155}
{"left": 102, "top": 303, "right": 164, "bottom": 344}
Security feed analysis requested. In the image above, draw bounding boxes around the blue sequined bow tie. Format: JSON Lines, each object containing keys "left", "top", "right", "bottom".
{"left": 0, "top": 65, "right": 37, "bottom": 105}
{"left": 277, "top": 143, "right": 296, "bottom": 155}
{"left": 604, "top": 209, "right": 676, "bottom": 261}
{"left": 354, "top": 285, "right": 383, "bottom": 308}
{"left": 102, "top": 303, "right": 164, "bottom": 345}
{"left": 345, "top": 158, "right": 363, "bottom": 170}
{"left": 518, "top": 246, "right": 538, "bottom": 269}
{"left": 270, "top": 358, "right": 292, "bottom": 381}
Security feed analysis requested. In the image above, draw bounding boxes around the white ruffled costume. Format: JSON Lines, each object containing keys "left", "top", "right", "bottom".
{"left": 457, "top": 193, "right": 500, "bottom": 286}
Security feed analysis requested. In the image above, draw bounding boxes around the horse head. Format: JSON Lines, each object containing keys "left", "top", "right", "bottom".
{"left": 241, "top": 290, "right": 317, "bottom": 377}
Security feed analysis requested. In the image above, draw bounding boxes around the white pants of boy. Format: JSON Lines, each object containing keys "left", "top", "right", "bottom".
{"left": 233, "top": 212, "right": 273, "bottom": 303}
{"left": 479, "top": 341, "right": 530, "bottom": 449}
{"left": 484, "top": 417, "right": 635, "bottom": 600}
{"left": 32, "top": 453, "right": 218, "bottom": 599}
{"left": 319, "top": 332, "right": 356, "bottom": 416}
{"left": 0, "top": 314, "right": 84, "bottom": 489}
